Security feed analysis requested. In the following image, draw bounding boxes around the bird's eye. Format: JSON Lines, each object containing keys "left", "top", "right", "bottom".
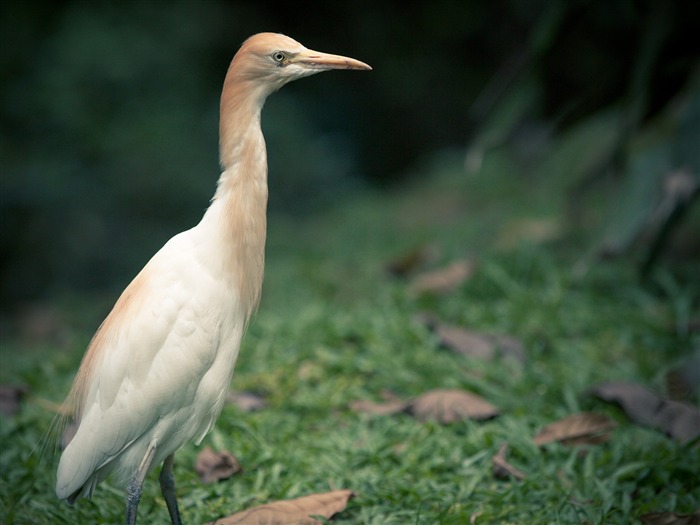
{"left": 271, "top": 51, "right": 286, "bottom": 63}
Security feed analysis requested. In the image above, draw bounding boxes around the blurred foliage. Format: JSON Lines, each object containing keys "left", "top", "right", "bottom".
{"left": 1, "top": 0, "right": 699, "bottom": 309}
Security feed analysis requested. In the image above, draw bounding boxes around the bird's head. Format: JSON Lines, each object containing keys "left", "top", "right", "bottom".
{"left": 219, "top": 33, "right": 370, "bottom": 168}
{"left": 228, "top": 32, "right": 371, "bottom": 96}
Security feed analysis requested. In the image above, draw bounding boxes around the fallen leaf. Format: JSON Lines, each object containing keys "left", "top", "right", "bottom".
{"left": 409, "top": 259, "right": 476, "bottom": 294}
{"left": 349, "top": 399, "right": 409, "bottom": 416}
{"left": 533, "top": 412, "right": 616, "bottom": 446}
{"left": 205, "top": 489, "right": 354, "bottom": 525}
{"left": 415, "top": 314, "right": 525, "bottom": 364}
{"left": 640, "top": 510, "right": 700, "bottom": 525}
{"left": 491, "top": 443, "right": 526, "bottom": 480}
{"left": 409, "top": 389, "right": 499, "bottom": 423}
{"left": 0, "top": 384, "right": 29, "bottom": 417}
{"left": 651, "top": 399, "right": 700, "bottom": 445}
{"left": 195, "top": 447, "right": 243, "bottom": 484}
{"left": 591, "top": 381, "right": 700, "bottom": 444}
{"left": 385, "top": 244, "right": 440, "bottom": 277}
{"left": 591, "top": 382, "right": 663, "bottom": 426}
{"left": 439, "top": 328, "right": 523, "bottom": 364}
{"left": 350, "top": 389, "right": 499, "bottom": 424}
{"left": 434, "top": 324, "right": 494, "bottom": 360}
{"left": 226, "top": 391, "right": 267, "bottom": 412}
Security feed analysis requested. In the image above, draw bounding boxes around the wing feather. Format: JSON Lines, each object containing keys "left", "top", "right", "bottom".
{"left": 56, "top": 232, "right": 235, "bottom": 500}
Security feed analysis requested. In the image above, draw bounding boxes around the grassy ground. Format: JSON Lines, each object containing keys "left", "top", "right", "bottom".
{"left": 1, "top": 144, "right": 698, "bottom": 524}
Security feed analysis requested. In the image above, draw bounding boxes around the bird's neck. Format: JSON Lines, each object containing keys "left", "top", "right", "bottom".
{"left": 202, "top": 78, "right": 269, "bottom": 321}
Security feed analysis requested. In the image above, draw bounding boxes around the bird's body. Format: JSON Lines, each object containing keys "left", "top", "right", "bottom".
{"left": 55, "top": 220, "right": 251, "bottom": 500}
{"left": 55, "top": 33, "right": 370, "bottom": 524}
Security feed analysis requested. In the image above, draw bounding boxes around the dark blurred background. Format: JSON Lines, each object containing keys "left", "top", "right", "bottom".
{"left": 1, "top": 0, "right": 699, "bottom": 314}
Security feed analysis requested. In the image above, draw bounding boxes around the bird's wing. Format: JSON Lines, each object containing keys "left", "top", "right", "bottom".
{"left": 57, "top": 231, "right": 237, "bottom": 498}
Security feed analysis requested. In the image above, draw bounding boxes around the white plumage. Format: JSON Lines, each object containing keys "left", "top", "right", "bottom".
{"left": 56, "top": 226, "right": 246, "bottom": 500}
{"left": 55, "top": 33, "right": 370, "bottom": 525}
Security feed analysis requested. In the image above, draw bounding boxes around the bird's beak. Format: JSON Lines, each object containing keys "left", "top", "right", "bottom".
{"left": 291, "top": 49, "right": 372, "bottom": 71}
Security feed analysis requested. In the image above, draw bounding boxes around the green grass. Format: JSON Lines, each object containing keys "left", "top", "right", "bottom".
{"left": 1, "top": 146, "right": 698, "bottom": 524}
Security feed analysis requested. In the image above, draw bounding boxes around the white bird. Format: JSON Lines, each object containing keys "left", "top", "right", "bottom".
{"left": 55, "top": 32, "right": 370, "bottom": 525}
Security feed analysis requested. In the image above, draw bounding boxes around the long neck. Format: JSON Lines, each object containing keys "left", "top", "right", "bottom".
{"left": 203, "top": 71, "right": 269, "bottom": 322}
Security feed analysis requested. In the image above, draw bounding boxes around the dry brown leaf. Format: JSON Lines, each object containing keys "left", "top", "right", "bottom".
{"left": 416, "top": 315, "right": 525, "bottom": 364}
{"left": 533, "top": 412, "right": 616, "bottom": 446}
{"left": 437, "top": 327, "right": 525, "bottom": 363}
{"left": 350, "top": 388, "right": 498, "bottom": 424}
{"left": 0, "top": 384, "right": 29, "bottom": 417}
{"left": 640, "top": 510, "right": 700, "bottom": 525}
{"left": 435, "top": 325, "right": 494, "bottom": 360}
{"left": 195, "top": 447, "right": 243, "bottom": 484}
{"left": 491, "top": 443, "right": 526, "bottom": 480}
{"left": 226, "top": 391, "right": 267, "bottom": 412}
{"left": 386, "top": 244, "right": 440, "bottom": 277}
{"left": 409, "top": 389, "right": 499, "bottom": 423}
{"left": 349, "top": 399, "right": 409, "bottom": 416}
{"left": 651, "top": 399, "right": 700, "bottom": 445}
{"left": 205, "top": 489, "right": 354, "bottom": 525}
{"left": 591, "top": 381, "right": 700, "bottom": 444}
{"left": 591, "top": 382, "right": 663, "bottom": 426}
{"left": 409, "top": 259, "right": 476, "bottom": 294}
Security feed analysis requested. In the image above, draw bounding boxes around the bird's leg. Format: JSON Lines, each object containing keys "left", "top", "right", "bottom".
{"left": 159, "top": 454, "right": 182, "bottom": 525}
{"left": 126, "top": 442, "right": 157, "bottom": 525}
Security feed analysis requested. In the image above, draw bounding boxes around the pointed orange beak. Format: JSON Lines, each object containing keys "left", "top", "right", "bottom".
{"left": 291, "top": 48, "right": 372, "bottom": 71}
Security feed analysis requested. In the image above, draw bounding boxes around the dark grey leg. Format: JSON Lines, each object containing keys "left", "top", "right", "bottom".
{"left": 126, "top": 443, "right": 157, "bottom": 525}
{"left": 159, "top": 454, "right": 183, "bottom": 525}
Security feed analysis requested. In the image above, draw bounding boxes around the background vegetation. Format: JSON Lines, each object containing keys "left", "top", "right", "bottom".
{"left": 1, "top": 1, "right": 698, "bottom": 524}
{"left": 2, "top": 0, "right": 698, "bottom": 305}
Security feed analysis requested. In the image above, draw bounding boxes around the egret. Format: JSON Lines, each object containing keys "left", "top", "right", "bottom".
{"left": 55, "top": 33, "right": 370, "bottom": 525}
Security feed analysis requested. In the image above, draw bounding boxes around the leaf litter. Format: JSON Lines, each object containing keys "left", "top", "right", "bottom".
{"left": 204, "top": 489, "right": 354, "bottom": 525}
{"left": 409, "top": 259, "right": 477, "bottom": 294}
{"left": 195, "top": 447, "right": 243, "bottom": 484}
{"left": 591, "top": 381, "right": 700, "bottom": 444}
{"left": 351, "top": 388, "right": 499, "bottom": 424}
{"left": 416, "top": 313, "right": 525, "bottom": 364}
{"left": 533, "top": 412, "right": 617, "bottom": 446}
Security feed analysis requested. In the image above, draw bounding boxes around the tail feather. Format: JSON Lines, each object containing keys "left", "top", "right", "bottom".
{"left": 57, "top": 462, "right": 108, "bottom": 503}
